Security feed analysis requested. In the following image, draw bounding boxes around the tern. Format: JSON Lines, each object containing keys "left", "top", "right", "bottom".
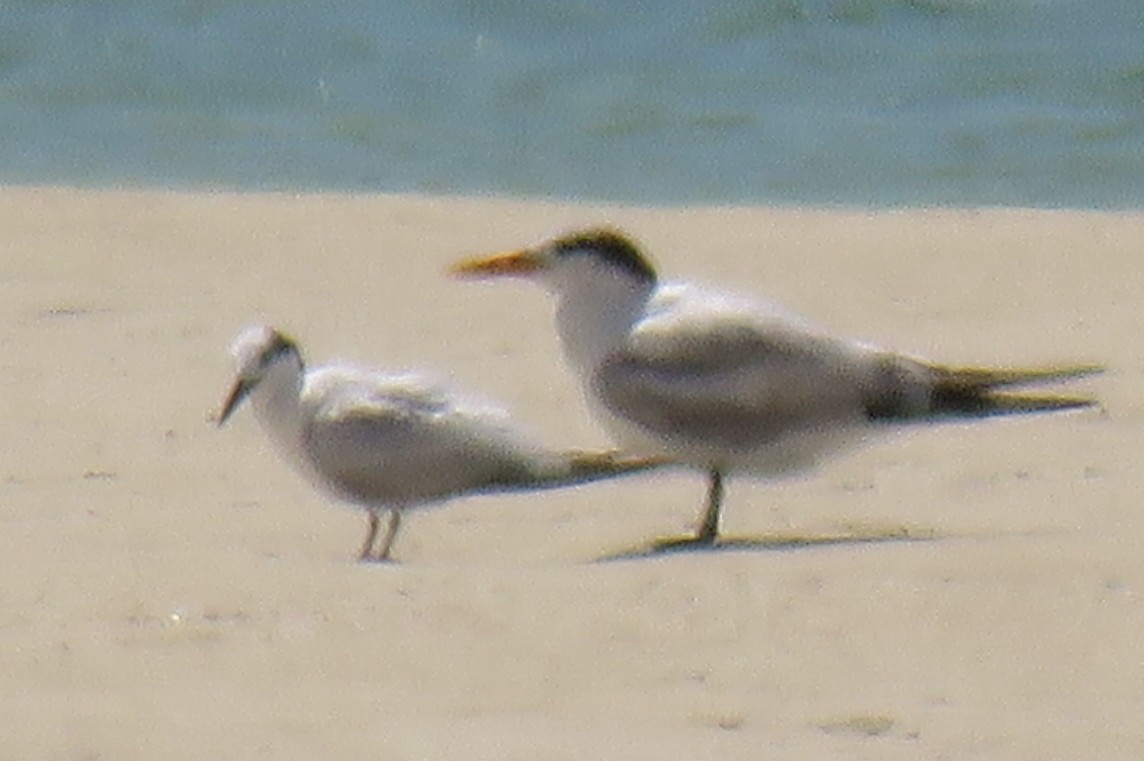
{"left": 217, "top": 324, "right": 666, "bottom": 561}
{"left": 451, "top": 227, "right": 1101, "bottom": 548}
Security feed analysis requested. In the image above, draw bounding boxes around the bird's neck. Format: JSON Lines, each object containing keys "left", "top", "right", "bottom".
{"left": 249, "top": 359, "right": 308, "bottom": 457}
{"left": 553, "top": 275, "right": 653, "bottom": 375}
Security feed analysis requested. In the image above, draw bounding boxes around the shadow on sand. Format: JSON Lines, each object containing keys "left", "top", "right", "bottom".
{"left": 595, "top": 525, "right": 939, "bottom": 563}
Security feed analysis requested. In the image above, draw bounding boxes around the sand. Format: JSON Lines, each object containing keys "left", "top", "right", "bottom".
{"left": 1, "top": 186, "right": 1140, "bottom": 759}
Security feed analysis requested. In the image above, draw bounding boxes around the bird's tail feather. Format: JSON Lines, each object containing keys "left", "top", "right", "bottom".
{"left": 490, "top": 450, "right": 672, "bottom": 493}
{"left": 926, "top": 362, "right": 1103, "bottom": 420}
{"left": 932, "top": 363, "right": 1103, "bottom": 390}
{"left": 561, "top": 450, "right": 673, "bottom": 483}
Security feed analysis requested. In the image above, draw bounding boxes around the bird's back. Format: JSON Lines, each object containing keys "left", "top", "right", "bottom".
{"left": 589, "top": 282, "right": 1099, "bottom": 474}
{"left": 588, "top": 283, "right": 879, "bottom": 470}
{"left": 299, "top": 367, "right": 538, "bottom": 507}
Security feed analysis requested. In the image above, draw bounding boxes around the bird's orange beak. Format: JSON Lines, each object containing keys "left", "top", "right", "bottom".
{"left": 448, "top": 248, "right": 546, "bottom": 279}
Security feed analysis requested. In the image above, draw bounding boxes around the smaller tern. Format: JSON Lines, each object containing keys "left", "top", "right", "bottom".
{"left": 217, "top": 325, "right": 665, "bottom": 561}
{"left": 451, "top": 227, "right": 1102, "bottom": 548}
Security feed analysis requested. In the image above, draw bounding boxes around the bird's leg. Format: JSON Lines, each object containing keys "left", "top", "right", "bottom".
{"left": 695, "top": 469, "right": 724, "bottom": 544}
{"left": 374, "top": 508, "right": 403, "bottom": 562}
{"left": 359, "top": 509, "right": 381, "bottom": 561}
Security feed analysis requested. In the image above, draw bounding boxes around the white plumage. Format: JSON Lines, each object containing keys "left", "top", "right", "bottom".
{"left": 218, "top": 324, "right": 663, "bottom": 561}
{"left": 452, "top": 227, "right": 1100, "bottom": 547}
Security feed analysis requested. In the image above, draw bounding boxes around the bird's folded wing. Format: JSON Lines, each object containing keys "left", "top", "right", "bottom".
{"left": 592, "top": 317, "right": 872, "bottom": 449}
{"left": 303, "top": 380, "right": 537, "bottom": 503}
{"left": 302, "top": 394, "right": 430, "bottom": 501}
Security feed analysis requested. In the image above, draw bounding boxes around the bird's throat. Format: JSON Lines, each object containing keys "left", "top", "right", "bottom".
{"left": 553, "top": 278, "right": 651, "bottom": 377}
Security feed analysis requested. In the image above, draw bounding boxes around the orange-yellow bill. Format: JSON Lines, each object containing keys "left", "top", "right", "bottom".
{"left": 449, "top": 249, "right": 545, "bottom": 278}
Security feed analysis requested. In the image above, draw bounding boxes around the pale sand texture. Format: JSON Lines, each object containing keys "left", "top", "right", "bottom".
{"left": 0, "top": 186, "right": 1140, "bottom": 759}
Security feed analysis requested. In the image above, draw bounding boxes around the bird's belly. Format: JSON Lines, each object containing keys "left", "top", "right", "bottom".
{"left": 593, "top": 404, "right": 876, "bottom": 477}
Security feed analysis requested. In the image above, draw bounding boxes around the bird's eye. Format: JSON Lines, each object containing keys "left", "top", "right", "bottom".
{"left": 259, "top": 338, "right": 295, "bottom": 369}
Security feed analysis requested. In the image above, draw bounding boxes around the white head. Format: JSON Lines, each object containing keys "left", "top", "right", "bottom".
{"left": 217, "top": 325, "right": 304, "bottom": 425}
{"left": 449, "top": 226, "right": 658, "bottom": 300}
{"left": 450, "top": 227, "right": 660, "bottom": 374}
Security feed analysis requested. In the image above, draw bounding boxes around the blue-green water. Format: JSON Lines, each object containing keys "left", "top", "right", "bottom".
{"left": 2, "top": 0, "right": 1143, "bottom": 207}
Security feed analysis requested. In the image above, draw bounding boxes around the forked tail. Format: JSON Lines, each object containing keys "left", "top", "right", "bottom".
{"left": 868, "top": 359, "right": 1103, "bottom": 423}
{"left": 929, "top": 363, "right": 1102, "bottom": 419}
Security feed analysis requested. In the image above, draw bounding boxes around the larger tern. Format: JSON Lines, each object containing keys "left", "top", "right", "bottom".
{"left": 451, "top": 227, "right": 1101, "bottom": 547}
{"left": 217, "top": 324, "right": 665, "bottom": 561}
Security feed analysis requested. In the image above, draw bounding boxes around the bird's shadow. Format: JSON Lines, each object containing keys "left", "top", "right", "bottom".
{"left": 595, "top": 525, "right": 938, "bottom": 563}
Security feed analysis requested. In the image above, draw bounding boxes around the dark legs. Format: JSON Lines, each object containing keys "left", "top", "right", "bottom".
{"left": 359, "top": 508, "right": 403, "bottom": 562}
{"left": 651, "top": 467, "right": 726, "bottom": 552}
{"left": 695, "top": 468, "right": 724, "bottom": 544}
{"left": 359, "top": 509, "right": 381, "bottom": 561}
{"left": 375, "top": 509, "right": 403, "bottom": 562}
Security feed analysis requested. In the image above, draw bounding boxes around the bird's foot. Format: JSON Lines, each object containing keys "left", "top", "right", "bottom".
{"left": 357, "top": 552, "right": 398, "bottom": 565}
{"left": 650, "top": 532, "right": 720, "bottom": 553}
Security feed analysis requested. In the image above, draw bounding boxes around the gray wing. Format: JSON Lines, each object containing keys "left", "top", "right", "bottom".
{"left": 591, "top": 317, "right": 881, "bottom": 452}
{"left": 301, "top": 379, "right": 534, "bottom": 507}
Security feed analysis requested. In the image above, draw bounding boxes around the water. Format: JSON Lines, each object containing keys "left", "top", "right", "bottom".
{"left": 1, "top": 0, "right": 1142, "bottom": 208}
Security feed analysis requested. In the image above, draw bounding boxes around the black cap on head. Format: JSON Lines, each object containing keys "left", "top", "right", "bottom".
{"left": 260, "top": 329, "right": 300, "bottom": 369}
{"left": 550, "top": 227, "right": 657, "bottom": 285}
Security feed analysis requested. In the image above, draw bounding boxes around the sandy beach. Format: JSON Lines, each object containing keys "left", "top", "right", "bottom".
{"left": 2, "top": 186, "right": 1141, "bottom": 759}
